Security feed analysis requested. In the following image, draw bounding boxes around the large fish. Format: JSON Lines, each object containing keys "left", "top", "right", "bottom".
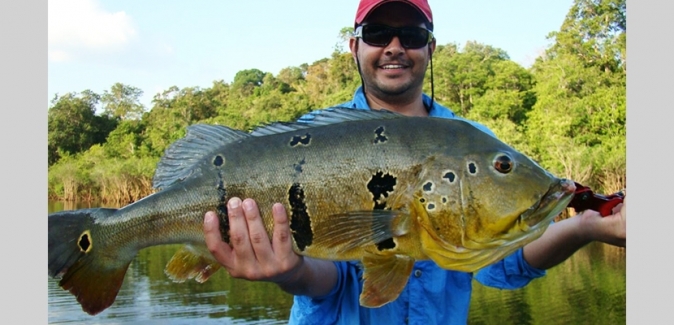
{"left": 48, "top": 107, "right": 575, "bottom": 315}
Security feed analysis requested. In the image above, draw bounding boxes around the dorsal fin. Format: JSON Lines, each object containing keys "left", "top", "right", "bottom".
{"left": 302, "top": 106, "right": 403, "bottom": 124}
{"left": 154, "top": 108, "right": 403, "bottom": 189}
{"left": 152, "top": 124, "right": 249, "bottom": 190}
{"left": 251, "top": 107, "right": 403, "bottom": 136}
{"left": 250, "top": 121, "right": 314, "bottom": 136}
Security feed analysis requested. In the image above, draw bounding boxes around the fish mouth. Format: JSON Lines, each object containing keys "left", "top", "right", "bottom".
{"left": 519, "top": 178, "right": 576, "bottom": 228}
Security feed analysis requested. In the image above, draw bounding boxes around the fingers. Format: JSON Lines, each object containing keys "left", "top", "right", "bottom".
{"left": 226, "top": 197, "right": 259, "bottom": 267}
{"left": 580, "top": 191, "right": 626, "bottom": 247}
{"left": 203, "top": 210, "right": 233, "bottom": 265}
{"left": 203, "top": 197, "right": 303, "bottom": 282}
{"left": 242, "top": 198, "right": 275, "bottom": 262}
{"left": 270, "top": 202, "right": 304, "bottom": 279}
{"left": 611, "top": 202, "right": 624, "bottom": 216}
{"left": 271, "top": 203, "right": 294, "bottom": 256}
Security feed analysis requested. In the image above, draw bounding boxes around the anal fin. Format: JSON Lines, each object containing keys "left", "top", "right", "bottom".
{"left": 359, "top": 254, "right": 415, "bottom": 308}
{"left": 165, "top": 245, "right": 222, "bottom": 283}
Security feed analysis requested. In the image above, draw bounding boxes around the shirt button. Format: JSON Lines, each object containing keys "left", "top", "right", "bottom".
{"left": 414, "top": 269, "right": 422, "bottom": 277}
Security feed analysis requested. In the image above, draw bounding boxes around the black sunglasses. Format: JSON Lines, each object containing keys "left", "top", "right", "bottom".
{"left": 354, "top": 24, "right": 434, "bottom": 49}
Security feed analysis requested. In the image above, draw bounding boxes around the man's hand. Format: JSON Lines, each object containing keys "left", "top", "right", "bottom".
{"left": 203, "top": 197, "right": 304, "bottom": 284}
{"left": 523, "top": 191, "right": 626, "bottom": 269}
{"left": 203, "top": 197, "right": 338, "bottom": 297}
{"left": 578, "top": 191, "right": 626, "bottom": 247}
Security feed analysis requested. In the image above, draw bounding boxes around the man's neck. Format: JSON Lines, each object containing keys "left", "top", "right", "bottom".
{"left": 365, "top": 91, "right": 429, "bottom": 117}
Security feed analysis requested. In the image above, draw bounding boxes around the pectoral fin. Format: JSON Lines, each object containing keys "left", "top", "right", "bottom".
{"left": 311, "top": 210, "right": 410, "bottom": 253}
{"left": 164, "top": 245, "right": 222, "bottom": 283}
{"left": 359, "top": 254, "right": 415, "bottom": 308}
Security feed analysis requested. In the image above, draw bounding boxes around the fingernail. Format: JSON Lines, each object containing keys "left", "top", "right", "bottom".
{"left": 272, "top": 203, "right": 285, "bottom": 215}
{"left": 229, "top": 197, "right": 241, "bottom": 209}
{"left": 242, "top": 199, "right": 254, "bottom": 211}
{"left": 204, "top": 213, "right": 215, "bottom": 230}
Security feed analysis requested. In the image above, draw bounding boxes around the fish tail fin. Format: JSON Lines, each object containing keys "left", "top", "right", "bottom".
{"left": 48, "top": 208, "right": 133, "bottom": 315}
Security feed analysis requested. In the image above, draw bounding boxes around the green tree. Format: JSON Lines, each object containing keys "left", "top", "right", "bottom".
{"left": 231, "top": 69, "right": 266, "bottom": 96}
{"left": 101, "top": 83, "right": 146, "bottom": 120}
{"left": 526, "top": 0, "right": 625, "bottom": 190}
{"left": 547, "top": 0, "right": 626, "bottom": 73}
{"left": 334, "top": 26, "right": 354, "bottom": 53}
{"left": 277, "top": 66, "right": 305, "bottom": 87}
{"left": 431, "top": 42, "right": 510, "bottom": 116}
{"left": 104, "top": 119, "right": 147, "bottom": 159}
{"left": 48, "top": 91, "right": 117, "bottom": 165}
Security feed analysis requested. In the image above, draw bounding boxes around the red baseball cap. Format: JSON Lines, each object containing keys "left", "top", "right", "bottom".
{"left": 354, "top": 0, "right": 434, "bottom": 30}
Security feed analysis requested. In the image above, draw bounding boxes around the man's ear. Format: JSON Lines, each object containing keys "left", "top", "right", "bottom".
{"left": 349, "top": 37, "right": 358, "bottom": 63}
{"left": 429, "top": 38, "right": 436, "bottom": 55}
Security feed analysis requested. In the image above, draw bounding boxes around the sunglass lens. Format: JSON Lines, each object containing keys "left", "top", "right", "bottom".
{"left": 400, "top": 28, "right": 429, "bottom": 49}
{"left": 362, "top": 25, "right": 393, "bottom": 47}
{"left": 361, "top": 25, "right": 429, "bottom": 49}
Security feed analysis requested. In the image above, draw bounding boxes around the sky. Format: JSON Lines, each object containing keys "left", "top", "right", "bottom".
{"left": 48, "top": 0, "right": 574, "bottom": 109}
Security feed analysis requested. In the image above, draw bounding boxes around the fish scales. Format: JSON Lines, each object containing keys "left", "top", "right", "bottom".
{"left": 48, "top": 107, "right": 576, "bottom": 315}
{"left": 215, "top": 117, "right": 471, "bottom": 260}
{"left": 222, "top": 118, "right": 439, "bottom": 240}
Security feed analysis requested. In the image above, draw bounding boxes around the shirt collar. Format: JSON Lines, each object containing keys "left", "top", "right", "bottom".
{"left": 344, "top": 86, "right": 456, "bottom": 118}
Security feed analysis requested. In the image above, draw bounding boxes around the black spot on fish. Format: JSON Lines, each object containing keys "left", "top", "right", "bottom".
{"left": 376, "top": 237, "right": 396, "bottom": 251}
{"left": 217, "top": 204, "right": 230, "bottom": 244}
{"left": 288, "top": 183, "right": 312, "bottom": 251}
{"left": 373, "top": 126, "right": 388, "bottom": 144}
{"left": 468, "top": 162, "right": 478, "bottom": 175}
{"left": 290, "top": 133, "right": 311, "bottom": 147}
{"left": 419, "top": 197, "right": 426, "bottom": 203}
{"left": 78, "top": 232, "right": 91, "bottom": 252}
{"left": 293, "top": 158, "right": 306, "bottom": 173}
{"left": 443, "top": 172, "right": 456, "bottom": 183}
{"left": 442, "top": 197, "right": 448, "bottom": 204}
{"left": 216, "top": 173, "right": 230, "bottom": 244}
{"left": 367, "top": 171, "right": 397, "bottom": 210}
{"left": 427, "top": 203, "right": 436, "bottom": 210}
{"left": 213, "top": 155, "right": 224, "bottom": 167}
{"left": 423, "top": 181, "right": 433, "bottom": 192}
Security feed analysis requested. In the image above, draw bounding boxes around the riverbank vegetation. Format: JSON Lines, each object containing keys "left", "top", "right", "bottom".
{"left": 48, "top": 0, "right": 626, "bottom": 208}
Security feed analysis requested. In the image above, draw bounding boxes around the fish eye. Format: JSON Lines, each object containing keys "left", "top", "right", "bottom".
{"left": 493, "top": 154, "right": 513, "bottom": 174}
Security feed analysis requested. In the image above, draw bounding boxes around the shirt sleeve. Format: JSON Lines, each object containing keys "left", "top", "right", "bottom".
{"left": 288, "top": 261, "right": 363, "bottom": 325}
{"left": 473, "top": 248, "right": 546, "bottom": 289}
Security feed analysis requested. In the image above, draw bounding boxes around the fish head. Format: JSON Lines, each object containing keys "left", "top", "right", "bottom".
{"left": 414, "top": 146, "right": 575, "bottom": 271}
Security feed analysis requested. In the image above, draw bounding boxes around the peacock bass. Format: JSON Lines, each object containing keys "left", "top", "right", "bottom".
{"left": 48, "top": 107, "right": 575, "bottom": 315}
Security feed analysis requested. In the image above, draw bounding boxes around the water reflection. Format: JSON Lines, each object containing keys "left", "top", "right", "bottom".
{"left": 48, "top": 202, "right": 625, "bottom": 324}
{"left": 468, "top": 243, "right": 625, "bottom": 325}
{"left": 48, "top": 242, "right": 294, "bottom": 324}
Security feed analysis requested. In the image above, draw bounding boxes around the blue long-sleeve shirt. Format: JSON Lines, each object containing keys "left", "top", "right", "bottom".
{"left": 288, "top": 87, "right": 546, "bottom": 325}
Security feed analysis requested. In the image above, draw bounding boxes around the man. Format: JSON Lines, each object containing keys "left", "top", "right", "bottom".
{"left": 202, "top": 0, "right": 627, "bottom": 324}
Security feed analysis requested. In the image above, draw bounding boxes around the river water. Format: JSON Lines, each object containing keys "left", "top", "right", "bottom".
{"left": 47, "top": 201, "right": 626, "bottom": 324}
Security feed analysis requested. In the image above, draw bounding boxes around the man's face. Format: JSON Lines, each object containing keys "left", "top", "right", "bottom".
{"left": 350, "top": 2, "right": 435, "bottom": 99}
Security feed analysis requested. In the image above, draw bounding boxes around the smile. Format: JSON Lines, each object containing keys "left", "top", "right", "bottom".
{"left": 381, "top": 64, "right": 406, "bottom": 69}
